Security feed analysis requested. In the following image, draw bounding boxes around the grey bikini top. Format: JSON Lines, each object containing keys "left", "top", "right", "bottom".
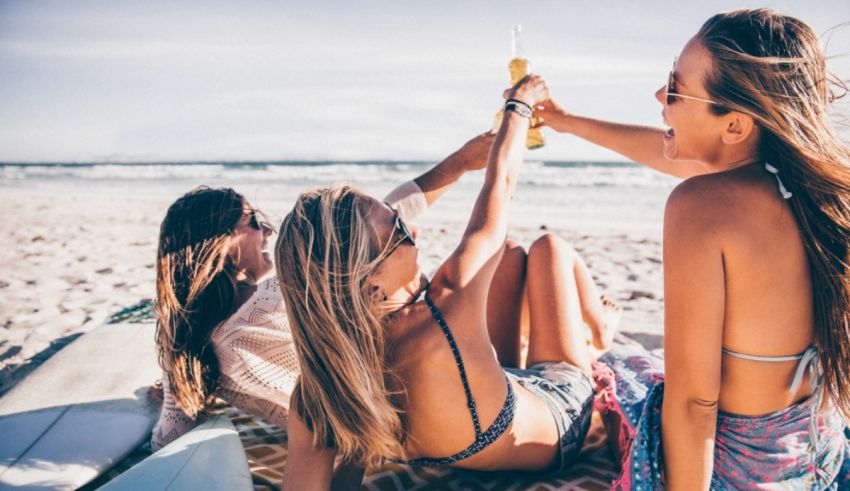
{"left": 722, "top": 345, "right": 822, "bottom": 451}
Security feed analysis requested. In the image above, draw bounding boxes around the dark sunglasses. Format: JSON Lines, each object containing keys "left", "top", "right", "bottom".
{"left": 382, "top": 204, "right": 416, "bottom": 257}
{"left": 247, "top": 209, "right": 273, "bottom": 231}
{"left": 665, "top": 57, "right": 721, "bottom": 106}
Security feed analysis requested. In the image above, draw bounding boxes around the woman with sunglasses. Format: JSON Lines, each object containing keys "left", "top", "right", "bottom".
{"left": 150, "top": 132, "right": 508, "bottom": 452}
{"left": 276, "top": 74, "right": 621, "bottom": 489}
{"left": 535, "top": 8, "right": 850, "bottom": 489}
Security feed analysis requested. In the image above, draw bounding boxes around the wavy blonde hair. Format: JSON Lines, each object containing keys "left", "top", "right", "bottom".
{"left": 155, "top": 186, "right": 245, "bottom": 419}
{"left": 275, "top": 184, "right": 406, "bottom": 467}
{"left": 696, "top": 9, "right": 850, "bottom": 416}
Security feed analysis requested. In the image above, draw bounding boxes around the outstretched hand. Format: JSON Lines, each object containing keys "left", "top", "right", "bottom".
{"left": 531, "top": 98, "right": 570, "bottom": 131}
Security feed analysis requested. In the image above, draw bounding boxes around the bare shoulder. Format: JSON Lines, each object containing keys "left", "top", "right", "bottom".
{"left": 388, "top": 301, "right": 446, "bottom": 364}
{"left": 665, "top": 166, "right": 779, "bottom": 240}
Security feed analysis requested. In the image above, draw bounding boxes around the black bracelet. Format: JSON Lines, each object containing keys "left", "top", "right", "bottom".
{"left": 506, "top": 98, "right": 533, "bottom": 113}
{"left": 505, "top": 99, "right": 532, "bottom": 118}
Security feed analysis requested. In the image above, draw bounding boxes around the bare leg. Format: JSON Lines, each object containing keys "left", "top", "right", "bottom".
{"left": 486, "top": 240, "right": 527, "bottom": 368}
{"left": 525, "top": 234, "right": 594, "bottom": 375}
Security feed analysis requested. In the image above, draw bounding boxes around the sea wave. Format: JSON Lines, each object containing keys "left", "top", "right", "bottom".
{"left": 0, "top": 160, "right": 678, "bottom": 190}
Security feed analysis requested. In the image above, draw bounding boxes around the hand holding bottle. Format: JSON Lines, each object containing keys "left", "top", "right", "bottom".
{"left": 506, "top": 74, "right": 550, "bottom": 109}
{"left": 533, "top": 98, "right": 571, "bottom": 133}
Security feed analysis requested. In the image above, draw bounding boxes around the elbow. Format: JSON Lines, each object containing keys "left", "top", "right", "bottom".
{"left": 664, "top": 388, "right": 719, "bottom": 420}
{"left": 678, "top": 396, "right": 719, "bottom": 427}
{"left": 688, "top": 397, "right": 719, "bottom": 414}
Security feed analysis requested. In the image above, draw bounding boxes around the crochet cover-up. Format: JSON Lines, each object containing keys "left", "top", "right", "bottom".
{"left": 151, "top": 277, "right": 294, "bottom": 449}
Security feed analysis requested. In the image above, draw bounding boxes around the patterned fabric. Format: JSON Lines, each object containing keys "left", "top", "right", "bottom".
{"left": 395, "top": 293, "right": 517, "bottom": 467}
{"left": 106, "top": 299, "right": 156, "bottom": 324}
{"left": 595, "top": 345, "right": 850, "bottom": 490}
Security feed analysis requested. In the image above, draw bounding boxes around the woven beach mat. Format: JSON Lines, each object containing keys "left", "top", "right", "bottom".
{"left": 211, "top": 401, "right": 617, "bottom": 491}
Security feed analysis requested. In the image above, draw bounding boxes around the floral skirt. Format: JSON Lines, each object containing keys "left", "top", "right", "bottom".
{"left": 593, "top": 345, "right": 850, "bottom": 490}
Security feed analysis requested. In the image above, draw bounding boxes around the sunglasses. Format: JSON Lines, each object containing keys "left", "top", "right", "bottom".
{"left": 382, "top": 204, "right": 416, "bottom": 258}
{"left": 666, "top": 58, "right": 721, "bottom": 106}
{"left": 247, "top": 209, "right": 273, "bottom": 231}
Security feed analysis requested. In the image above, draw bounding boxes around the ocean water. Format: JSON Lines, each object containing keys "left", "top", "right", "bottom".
{"left": 0, "top": 160, "right": 680, "bottom": 234}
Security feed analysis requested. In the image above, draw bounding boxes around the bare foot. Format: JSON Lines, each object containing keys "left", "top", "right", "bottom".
{"left": 591, "top": 295, "right": 622, "bottom": 350}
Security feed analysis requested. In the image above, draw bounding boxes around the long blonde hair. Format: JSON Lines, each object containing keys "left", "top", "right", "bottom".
{"left": 697, "top": 9, "right": 850, "bottom": 416}
{"left": 275, "top": 184, "right": 406, "bottom": 466}
{"left": 155, "top": 186, "right": 245, "bottom": 419}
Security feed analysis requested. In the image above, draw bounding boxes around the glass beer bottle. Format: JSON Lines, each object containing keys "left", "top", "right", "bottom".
{"left": 493, "top": 25, "right": 545, "bottom": 149}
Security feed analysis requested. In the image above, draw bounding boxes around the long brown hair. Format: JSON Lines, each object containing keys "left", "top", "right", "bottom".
{"left": 155, "top": 186, "right": 246, "bottom": 419}
{"left": 697, "top": 9, "right": 850, "bottom": 416}
{"left": 275, "top": 184, "right": 406, "bottom": 467}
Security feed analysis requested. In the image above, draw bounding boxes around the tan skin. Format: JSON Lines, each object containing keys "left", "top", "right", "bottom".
{"left": 285, "top": 75, "right": 609, "bottom": 489}
{"left": 536, "top": 38, "right": 815, "bottom": 489}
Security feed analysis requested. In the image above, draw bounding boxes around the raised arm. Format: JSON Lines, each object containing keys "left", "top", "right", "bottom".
{"left": 432, "top": 76, "right": 548, "bottom": 294}
{"left": 660, "top": 178, "right": 725, "bottom": 490}
{"left": 384, "top": 132, "right": 494, "bottom": 221}
{"left": 536, "top": 98, "right": 709, "bottom": 179}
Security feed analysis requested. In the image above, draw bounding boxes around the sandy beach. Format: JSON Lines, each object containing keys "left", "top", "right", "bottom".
{"left": 0, "top": 166, "right": 670, "bottom": 395}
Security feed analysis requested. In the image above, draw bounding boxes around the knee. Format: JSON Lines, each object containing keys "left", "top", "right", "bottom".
{"left": 495, "top": 240, "right": 527, "bottom": 281}
{"left": 528, "top": 233, "right": 575, "bottom": 262}
{"left": 503, "top": 239, "right": 527, "bottom": 265}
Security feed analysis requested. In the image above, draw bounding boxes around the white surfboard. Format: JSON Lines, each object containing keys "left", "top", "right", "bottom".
{"left": 0, "top": 323, "right": 160, "bottom": 490}
{"left": 99, "top": 413, "right": 252, "bottom": 490}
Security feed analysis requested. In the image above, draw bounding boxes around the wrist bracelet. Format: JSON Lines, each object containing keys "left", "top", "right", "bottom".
{"left": 506, "top": 98, "right": 533, "bottom": 111}
{"left": 505, "top": 99, "right": 533, "bottom": 118}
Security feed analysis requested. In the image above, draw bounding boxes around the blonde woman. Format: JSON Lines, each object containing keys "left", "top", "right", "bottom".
{"left": 277, "top": 76, "right": 619, "bottom": 489}
{"left": 538, "top": 8, "right": 850, "bottom": 489}
{"left": 150, "top": 133, "right": 506, "bottom": 450}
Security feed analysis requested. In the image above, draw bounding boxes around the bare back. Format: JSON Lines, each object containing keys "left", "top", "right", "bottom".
{"left": 388, "top": 287, "right": 560, "bottom": 471}
{"left": 678, "top": 164, "right": 815, "bottom": 415}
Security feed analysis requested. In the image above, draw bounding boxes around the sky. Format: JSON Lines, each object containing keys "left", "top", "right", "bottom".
{"left": 1, "top": 0, "right": 849, "bottom": 163}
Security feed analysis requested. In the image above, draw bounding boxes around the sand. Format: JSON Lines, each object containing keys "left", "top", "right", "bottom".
{"left": 0, "top": 181, "right": 665, "bottom": 395}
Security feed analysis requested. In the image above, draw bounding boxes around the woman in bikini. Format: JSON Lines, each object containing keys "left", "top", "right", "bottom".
{"left": 537, "top": 8, "right": 850, "bottom": 489}
{"left": 150, "top": 132, "right": 525, "bottom": 450}
{"left": 276, "top": 75, "right": 621, "bottom": 489}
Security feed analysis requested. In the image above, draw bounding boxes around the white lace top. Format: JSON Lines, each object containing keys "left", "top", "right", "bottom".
{"left": 151, "top": 181, "right": 428, "bottom": 450}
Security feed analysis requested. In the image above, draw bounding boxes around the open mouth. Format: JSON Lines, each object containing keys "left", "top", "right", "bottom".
{"left": 664, "top": 127, "right": 675, "bottom": 139}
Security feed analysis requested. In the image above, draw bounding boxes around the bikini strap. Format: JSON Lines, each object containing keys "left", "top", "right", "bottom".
{"left": 423, "top": 292, "right": 482, "bottom": 437}
{"left": 721, "top": 346, "right": 808, "bottom": 363}
{"left": 765, "top": 162, "right": 793, "bottom": 199}
{"left": 789, "top": 345, "right": 823, "bottom": 456}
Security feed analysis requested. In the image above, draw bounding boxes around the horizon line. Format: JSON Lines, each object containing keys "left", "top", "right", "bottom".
{"left": 0, "top": 158, "right": 636, "bottom": 166}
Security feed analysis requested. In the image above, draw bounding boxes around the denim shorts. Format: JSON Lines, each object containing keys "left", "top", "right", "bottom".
{"left": 504, "top": 361, "right": 595, "bottom": 475}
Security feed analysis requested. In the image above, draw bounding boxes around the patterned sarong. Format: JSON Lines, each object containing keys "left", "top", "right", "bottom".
{"left": 594, "top": 345, "right": 850, "bottom": 490}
